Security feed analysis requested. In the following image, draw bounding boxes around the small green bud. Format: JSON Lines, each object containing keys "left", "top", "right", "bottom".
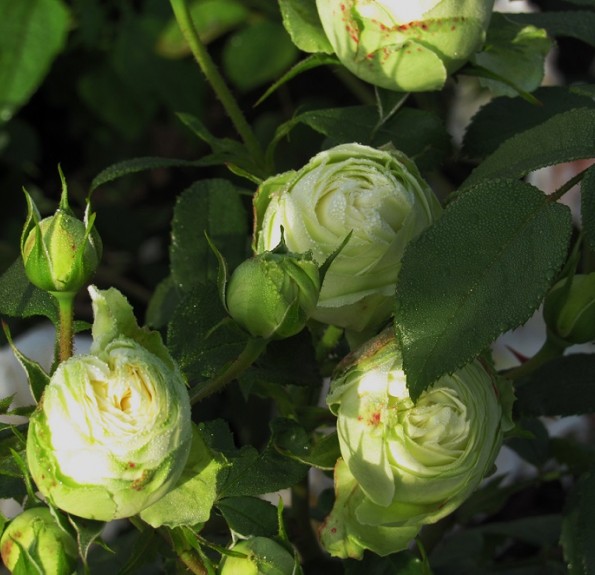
{"left": 226, "top": 250, "right": 320, "bottom": 340}
{"left": 20, "top": 168, "right": 102, "bottom": 294}
{"left": 218, "top": 537, "right": 298, "bottom": 575}
{"left": 0, "top": 507, "right": 77, "bottom": 574}
{"left": 543, "top": 273, "right": 595, "bottom": 344}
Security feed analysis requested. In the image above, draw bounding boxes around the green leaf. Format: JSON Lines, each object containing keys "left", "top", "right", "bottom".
{"left": 156, "top": 0, "right": 249, "bottom": 58}
{"left": 344, "top": 551, "right": 429, "bottom": 575}
{"left": 271, "top": 419, "right": 340, "bottom": 470}
{"left": 0, "top": 259, "right": 57, "bottom": 321}
{"left": 581, "top": 165, "right": 595, "bottom": 253}
{"left": 218, "top": 443, "right": 308, "bottom": 498}
{"left": 471, "top": 13, "right": 551, "bottom": 97}
{"left": 561, "top": 470, "right": 595, "bottom": 575}
{"left": 168, "top": 283, "right": 249, "bottom": 383}
{"left": 395, "top": 179, "right": 572, "bottom": 398}
{"left": 177, "top": 113, "right": 264, "bottom": 179}
{"left": 278, "top": 0, "right": 333, "bottom": 54}
{"left": 0, "top": 0, "right": 69, "bottom": 118}
{"left": 2, "top": 323, "right": 49, "bottom": 403}
{"left": 90, "top": 157, "right": 200, "bottom": 191}
{"left": 67, "top": 515, "right": 105, "bottom": 566}
{"left": 170, "top": 179, "right": 248, "bottom": 292}
{"left": 462, "top": 108, "right": 595, "bottom": 189}
{"left": 515, "top": 354, "right": 595, "bottom": 417}
{"left": 256, "top": 53, "right": 339, "bottom": 106}
{"left": 270, "top": 106, "right": 450, "bottom": 172}
{"left": 507, "top": 11, "right": 595, "bottom": 48}
{"left": 463, "top": 86, "right": 595, "bottom": 160}
{"left": 216, "top": 496, "right": 278, "bottom": 538}
{"left": 145, "top": 276, "right": 181, "bottom": 330}
{"left": 222, "top": 21, "right": 299, "bottom": 92}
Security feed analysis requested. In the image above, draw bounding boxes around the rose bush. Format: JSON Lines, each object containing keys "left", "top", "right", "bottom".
{"left": 26, "top": 286, "right": 192, "bottom": 521}
{"left": 320, "top": 329, "right": 513, "bottom": 558}
{"left": 253, "top": 143, "right": 441, "bottom": 334}
{"left": 315, "top": 0, "right": 495, "bottom": 92}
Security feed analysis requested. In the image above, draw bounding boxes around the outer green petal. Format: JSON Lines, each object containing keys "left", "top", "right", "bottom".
{"left": 319, "top": 459, "right": 419, "bottom": 559}
{"left": 316, "top": 0, "right": 494, "bottom": 92}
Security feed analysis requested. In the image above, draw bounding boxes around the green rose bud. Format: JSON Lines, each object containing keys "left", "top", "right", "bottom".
{"left": 253, "top": 143, "right": 441, "bottom": 333}
{"left": 0, "top": 507, "right": 77, "bottom": 574}
{"left": 321, "top": 329, "right": 512, "bottom": 558}
{"left": 226, "top": 248, "right": 320, "bottom": 340}
{"left": 316, "top": 0, "right": 495, "bottom": 92}
{"left": 543, "top": 273, "right": 595, "bottom": 345}
{"left": 20, "top": 169, "right": 102, "bottom": 294}
{"left": 26, "top": 287, "right": 192, "bottom": 521}
{"left": 218, "top": 537, "right": 299, "bottom": 575}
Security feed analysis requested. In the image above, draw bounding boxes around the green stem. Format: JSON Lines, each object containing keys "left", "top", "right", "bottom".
{"left": 190, "top": 337, "right": 268, "bottom": 404}
{"left": 53, "top": 292, "right": 75, "bottom": 362}
{"left": 291, "top": 475, "right": 323, "bottom": 563}
{"left": 505, "top": 334, "right": 568, "bottom": 380}
{"left": 548, "top": 167, "right": 590, "bottom": 203}
{"left": 169, "top": 0, "right": 264, "bottom": 165}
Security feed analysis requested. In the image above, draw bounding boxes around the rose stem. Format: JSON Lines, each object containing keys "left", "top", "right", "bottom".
{"left": 169, "top": 0, "right": 264, "bottom": 168}
{"left": 54, "top": 291, "right": 75, "bottom": 362}
{"left": 189, "top": 337, "right": 269, "bottom": 404}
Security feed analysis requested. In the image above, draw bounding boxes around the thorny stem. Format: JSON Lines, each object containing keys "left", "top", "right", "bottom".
{"left": 53, "top": 292, "right": 75, "bottom": 362}
{"left": 169, "top": 0, "right": 264, "bottom": 167}
{"left": 190, "top": 337, "right": 269, "bottom": 404}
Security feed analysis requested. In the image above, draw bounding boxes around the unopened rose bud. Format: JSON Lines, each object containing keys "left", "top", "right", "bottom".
{"left": 226, "top": 250, "right": 320, "bottom": 340}
{"left": 218, "top": 537, "right": 298, "bottom": 575}
{"left": 543, "top": 273, "right": 595, "bottom": 345}
{"left": 20, "top": 169, "right": 102, "bottom": 294}
{"left": 0, "top": 507, "right": 77, "bottom": 574}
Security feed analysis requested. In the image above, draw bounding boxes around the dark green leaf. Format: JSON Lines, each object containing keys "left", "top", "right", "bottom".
{"left": 168, "top": 283, "right": 249, "bottom": 383}
{"left": 395, "top": 179, "right": 572, "bottom": 398}
{"left": 157, "top": 0, "right": 250, "bottom": 58}
{"left": 170, "top": 179, "right": 248, "bottom": 292}
{"left": 463, "top": 86, "right": 595, "bottom": 159}
{"left": 271, "top": 106, "right": 450, "bottom": 172}
{"left": 505, "top": 418, "right": 551, "bottom": 468}
{"left": 462, "top": 108, "right": 595, "bottom": 189}
{"left": 0, "top": 259, "right": 57, "bottom": 322}
{"left": 0, "top": 474, "right": 27, "bottom": 502}
{"left": 218, "top": 443, "right": 308, "bottom": 498}
{"left": 222, "top": 21, "right": 299, "bottom": 92}
{"left": 145, "top": 276, "right": 181, "bottom": 330}
{"left": 67, "top": 515, "right": 105, "bottom": 565}
{"left": 581, "top": 165, "right": 595, "bottom": 252}
{"left": 256, "top": 53, "right": 339, "bottom": 106}
{"left": 0, "top": 0, "right": 69, "bottom": 117}
{"left": 216, "top": 496, "right": 278, "bottom": 537}
{"left": 345, "top": 551, "right": 429, "bottom": 575}
{"left": 515, "top": 354, "right": 595, "bottom": 417}
{"left": 90, "top": 157, "right": 199, "bottom": 191}
{"left": 177, "top": 113, "right": 264, "bottom": 179}
{"left": 271, "top": 419, "right": 340, "bottom": 470}
{"left": 507, "top": 11, "right": 595, "bottom": 48}
{"left": 561, "top": 470, "right": 595, "bottom": 574}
